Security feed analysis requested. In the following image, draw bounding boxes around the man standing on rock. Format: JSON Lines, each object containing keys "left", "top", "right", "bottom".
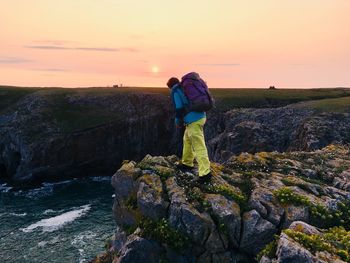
{"left": 167, "top": 73, "right": 213, "bottom": 183}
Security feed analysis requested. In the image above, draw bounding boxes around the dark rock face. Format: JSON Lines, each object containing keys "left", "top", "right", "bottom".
{"left": 137, "top": 173, "right": 169, "bottom": 220}
{"left": 275, "top": 232, "right": 315, "bottom": 263}
{"left": 207, "top": 107, "right": 350, "bottom": 162}
{"left": 240, "top": 210, "right": 277, "bottom": 255}
{"left": 106, "top": 145, "right": 350, "bottom": 263}
{"left": 115, "top": 234, "right": 161, "bottom": 263}
{"left": 0, "top": 91, "right": 180, "bottom": 184}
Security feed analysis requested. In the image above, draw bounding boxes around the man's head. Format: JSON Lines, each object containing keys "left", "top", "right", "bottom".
{"left": 167, "top": 77, "right": 180, "bottom": 89}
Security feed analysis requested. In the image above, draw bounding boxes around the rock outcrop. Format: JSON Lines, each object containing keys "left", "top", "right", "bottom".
{"left": 207, "top": 107, "right": 350, "bottom": 162}
{"left": 93, "top": 145, "right": 350, "bottom": 263}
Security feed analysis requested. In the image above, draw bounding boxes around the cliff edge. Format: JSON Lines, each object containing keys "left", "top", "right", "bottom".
{"left": 94, "top": 144, "right": 350, "bottom": 263}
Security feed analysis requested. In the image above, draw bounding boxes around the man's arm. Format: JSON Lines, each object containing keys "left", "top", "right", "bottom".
{"left": 173, "top": 92, "right": 186, "bottom": 126}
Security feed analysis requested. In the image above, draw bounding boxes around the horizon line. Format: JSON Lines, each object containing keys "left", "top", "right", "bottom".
{"left": 1, "top": 84, "right": 350, "bottom": 90}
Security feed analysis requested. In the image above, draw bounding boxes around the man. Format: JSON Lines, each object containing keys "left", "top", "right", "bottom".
{"left": 167, "top": 77, "right": 212, "bottom": 183}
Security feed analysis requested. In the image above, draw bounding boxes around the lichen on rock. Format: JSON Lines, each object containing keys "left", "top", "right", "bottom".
{"left": 103, "top": 145, "right": 350, "bottom": 263}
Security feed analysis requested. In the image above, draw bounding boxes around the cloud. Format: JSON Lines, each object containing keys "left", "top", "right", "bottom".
{"left": 0, "top": 56, "right": 33, "bottom": 64}
{"left": 31, "top": 68, "right": 69, "bottom": 72}
{"left": 24, "top": 45, "right": 70, "bottom": 50}
{"left": 195, "top": 63, "right": 240, "bottom": 67}
{"left": 75, "top": 47, "right": 119, "bottom": 52}
{"left": 24, "top": 45, "right": 138, "bottom": 52}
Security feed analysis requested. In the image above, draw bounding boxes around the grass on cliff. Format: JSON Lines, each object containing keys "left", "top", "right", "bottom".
{"left": 297, "top": 96, "right": 350, "bottom": 113}
{"left": 40, "top": 89, "right": 124, "bottom": 133}
{"left": 211, "top": 88, "right": 350, "bottom": 111}
{"left": 2, "top": 86, "right": 350, "bottom": 133}
{"left": 274, "top": 187, "right": 350, "bottom": 229}
{"left": 2, "top": 86, "right": 350, "bottom": 112}
{"left": 0, "top": 86, "right": 41, "bottom": 113}
{"left": 257, "top": 227, "right": 350, "bottom": 262}
{"left": 284, "top": 227, "right": 350, "bottom": 262}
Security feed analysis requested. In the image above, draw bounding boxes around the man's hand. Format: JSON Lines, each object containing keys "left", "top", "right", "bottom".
{"left": 175, "top": 118, "right": 184, "bottom": 129}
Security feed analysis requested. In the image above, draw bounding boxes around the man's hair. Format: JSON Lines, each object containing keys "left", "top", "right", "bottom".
{"left": 167, "top": 77, "right": 180, "bottom": 89}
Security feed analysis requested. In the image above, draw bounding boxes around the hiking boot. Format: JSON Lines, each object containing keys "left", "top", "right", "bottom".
{"left": 197, "top": 172, "right": 212, "bottom": 184}
{"left": 176, "top": 162, "right": 194, "bottom": 172}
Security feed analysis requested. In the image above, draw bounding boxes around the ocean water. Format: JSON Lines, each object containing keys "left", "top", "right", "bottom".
{"left": 0, "top": 177, "right": 116, "bottom": 263}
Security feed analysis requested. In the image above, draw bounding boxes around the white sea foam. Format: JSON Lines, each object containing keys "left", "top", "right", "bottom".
{"left": 0, "top": 183, "right": 13, "bottom": 193}
{"left": 38, "top": 241, "right": 47, "bottom": 247}
{"left": 71, "top": 231, "right": 97, "bottom": 263}
{"left": 8, "top": 212, "right": 27, "bottom": 217}
{"left": 43, "top": 209, "right": 55, "bottom": 215}
{"left": 91, "top": 176, "right": 111, "bottom": 182}
{"left": 71, "top": 231, "right": 97, "bottom": 246}
{"left": 42, "top": 180, "right": 73, "bottom": 187}
{"left": 13, "top": 180, "right": 74, "bottom": 199}
{"left": 21, "top": 204, "right": 91, "bottom": 233}
{"left": 42, "top": 209, "right": 65, "bottom": 215}
{"left": 14, "top": 185, "right": 54, "bottom": 199}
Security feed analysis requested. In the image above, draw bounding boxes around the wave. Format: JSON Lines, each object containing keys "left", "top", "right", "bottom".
{"left": 13, "top": 180, "right": 74, "bottom": 199}
{"left": 21, "top": 204, "right": 91, "bottom": 233}
{"left": 14, "top": 185, "right": 54, "bottom": 199}
{"left": 42, "top": 209, "right": 56, "bottom": 215}
{"left": 42, "top": 179, "right": 75, "bottom": 187}
{"left": 90, "top": 176, "right": 111, "bottom": 182}
{"left": 0, "top": 183, "right": 13, "bottom": 193}
{"left": 8, "top": 212, "right": 27, "bottom": 217}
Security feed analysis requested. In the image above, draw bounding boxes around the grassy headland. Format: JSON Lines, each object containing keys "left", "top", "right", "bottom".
{"left": 1, "top": 86, "right": 350, "bottom": 133}
{"left": 1, "top": 86, "right": 350, "bottom": 111}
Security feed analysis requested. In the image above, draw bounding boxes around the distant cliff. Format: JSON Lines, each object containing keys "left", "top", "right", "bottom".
{"left": 1, "top": 87, "right": 350, "bottom": 184}
{"left": 0, "top": 89, "right": 178, "bottom": 184}
{"left": 93, "top": 145, "right": 350, "bottom": 263}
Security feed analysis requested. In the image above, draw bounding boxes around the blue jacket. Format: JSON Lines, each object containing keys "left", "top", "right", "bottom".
{"left": 171, "top": 84, "right": 206, "bottom": 125}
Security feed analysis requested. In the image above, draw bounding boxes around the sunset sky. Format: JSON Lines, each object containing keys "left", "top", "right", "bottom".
{"left": 1, "top": 0, "right": 349, "bottom": 88}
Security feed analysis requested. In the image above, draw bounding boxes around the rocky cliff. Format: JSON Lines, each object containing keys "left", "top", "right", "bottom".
{"left": 93, "top": 145, "right": 350, "bottom": 263}
{"left": 1, "top": 88, "right": 350, "bottom": 185}
{"left": 0, "top": 90, "right": 179, "bottom": 184}
{"left": 206, "top": 107, "right": 350, "bottom": 162}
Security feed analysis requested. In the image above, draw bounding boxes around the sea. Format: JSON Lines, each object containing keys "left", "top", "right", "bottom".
{"left": 0, "top": 176, "right": 116, "bottom": 263}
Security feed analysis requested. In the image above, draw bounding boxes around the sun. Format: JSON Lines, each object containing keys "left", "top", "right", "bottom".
{"left": 151, "top": 66, "right": 159, "bottom": 74}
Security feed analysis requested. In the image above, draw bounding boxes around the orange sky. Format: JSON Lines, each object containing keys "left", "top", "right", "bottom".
{"left": 1, "top": 0, "right": 349, "bottom": 88}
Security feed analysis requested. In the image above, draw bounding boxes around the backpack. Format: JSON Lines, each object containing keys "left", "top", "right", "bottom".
{"left": 181, "top": 72, "right": 214, "bottom": 112}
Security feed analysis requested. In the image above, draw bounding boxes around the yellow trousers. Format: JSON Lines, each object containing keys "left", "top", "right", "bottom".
{"left": 182, "top": 118, "right": 211, "bottom": 177}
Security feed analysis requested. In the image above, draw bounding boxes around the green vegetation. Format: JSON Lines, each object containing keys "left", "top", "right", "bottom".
{"left": 185, "top": 187, "right": 211, "bottom": 212}
{"left": 0, "top": 86, "right": 40, "bottom": 113}
{"left": 274, "top": 187, "right": 310, "bottom": 206}
{"left": 1, "top": 86, "right": 350, "bottom": 114}
{"left": 280, "top": 177, "right": 322, "bottom": 195}
{"left": 284, "top": 227, "right": 350, "bottom": 262}
{"left": 136, "top": 161, "right": 174, "bottom": 181}
{"left": 299, "top": 96, "right": 350, "bottom": 113}
{"left": 125, "top": 194, "right": 138, "bottom": 210}
{"left": 274, "top": 187, "right": 350, "bottom": 229}
{"left": 256, "top": 237, "right": 278, "bottom": 261}
{"left": 211, "top": 88, "right": 350, "bottom": 111}
{"left": 205, "top": 184, "right": 247, "bottom": 207}
{"left": 43, "top": 90, "right": 123, "bottom": 133}
{"left": 220, "top": 172, "right": 254, "bottom": 211}
{"left": 139, "top": 218, "right": 190, "bottom": 252}
{"left": 228, "top": 153, "right": 271, "bottom": 173}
